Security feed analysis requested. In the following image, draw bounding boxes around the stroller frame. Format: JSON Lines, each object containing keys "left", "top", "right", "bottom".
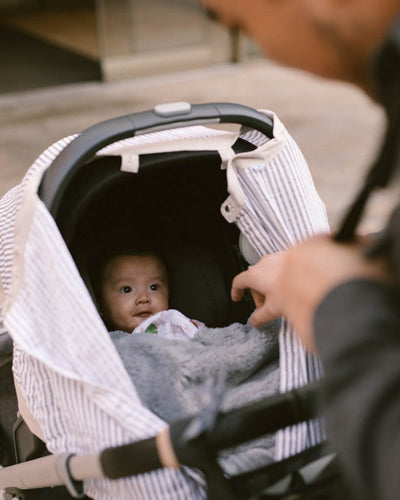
{"left": 0, "top": 102, "right": 343, "bottom": 499}
{"left": 1, "top": 384, "right": 339, "bottom": 500}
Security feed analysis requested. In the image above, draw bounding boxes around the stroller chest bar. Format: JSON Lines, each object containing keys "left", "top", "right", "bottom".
{"left": 0, "top": 433, "right": 170, "bottom": 496}
{"left": 0, "top": 384, "right": 319, "bottom": 498}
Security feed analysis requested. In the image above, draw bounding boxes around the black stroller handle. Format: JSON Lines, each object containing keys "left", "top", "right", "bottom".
{"left": 38, "top": 102, "right": 274, "bottom": 218}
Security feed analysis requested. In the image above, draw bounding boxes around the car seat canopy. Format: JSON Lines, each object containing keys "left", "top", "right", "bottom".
{"left": 58, "top": 141, "right": 255, "bottom": 327}
{"left": 0, "top": 109, "right": 329, "bottom": 499}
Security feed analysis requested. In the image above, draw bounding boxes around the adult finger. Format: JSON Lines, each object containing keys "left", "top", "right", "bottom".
{"left": 250, "top": 289, "right": 265, "bottom": 308}
{"left": 249, "top": 304, "right": 277, "bottom": 328}
{"left": 231, "top": 270, "right": 250, "bottom": 302}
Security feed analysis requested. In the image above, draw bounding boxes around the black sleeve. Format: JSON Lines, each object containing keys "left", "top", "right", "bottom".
{"left": 314, "top": 279, "right": 400, "bottom": 500}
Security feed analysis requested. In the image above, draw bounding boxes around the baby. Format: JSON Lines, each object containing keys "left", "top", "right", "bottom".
{"left": 100, "top": 250, "right": 169, "bottom": 332}
{"left": 94, "top": 248, "right": 203, "bottom": 339}
{"left": 93, "top": 247, "right": 279, "bottom": 475}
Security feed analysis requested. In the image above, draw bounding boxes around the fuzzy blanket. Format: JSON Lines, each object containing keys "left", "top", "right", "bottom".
{"left": 111, "top": 320, "right": 280, "bottom": 475}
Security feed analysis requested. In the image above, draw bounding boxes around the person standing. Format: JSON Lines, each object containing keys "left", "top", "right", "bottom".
{"left": 202, "top": 0, "right": 400, "bottom": 498}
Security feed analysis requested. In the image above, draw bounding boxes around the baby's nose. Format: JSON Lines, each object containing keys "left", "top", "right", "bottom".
{"left": 136, "top": 293, "right": 150, "bottom": 304}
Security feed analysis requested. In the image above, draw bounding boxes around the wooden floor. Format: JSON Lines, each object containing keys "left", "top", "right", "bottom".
{"left": 1, "top": 6, "right": 99, "bottom": 57}
{"left": 0, "top": 1, "right": 212, "bottom": 90}
{"left": 0, "top": 21, "right": 101, "bottom": 94}
{"left": 1, "top": 1, "right": 208, "bottom": 59}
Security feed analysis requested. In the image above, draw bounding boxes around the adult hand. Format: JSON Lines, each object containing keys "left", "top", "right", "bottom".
{"left": 231, "top": 252, "right": 285, "bottom": 326}
{"left": 232, "top": 234, "right": 391, "bottom": 351}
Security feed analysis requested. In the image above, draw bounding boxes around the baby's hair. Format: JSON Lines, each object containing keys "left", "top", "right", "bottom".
{"left": 89, "top": 244, "right": 170, "bottom": 307}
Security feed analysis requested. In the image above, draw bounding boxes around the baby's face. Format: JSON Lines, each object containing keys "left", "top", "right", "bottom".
{"left": 101, "top": 254, "right": 169, "bottom": 332}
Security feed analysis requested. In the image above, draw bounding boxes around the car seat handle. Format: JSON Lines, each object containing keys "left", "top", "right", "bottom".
{"left": 39, "top": 102, "right": 273, "bottom": 217}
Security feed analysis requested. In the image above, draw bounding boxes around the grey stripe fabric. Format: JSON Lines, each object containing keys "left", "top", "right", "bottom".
{"left": 8, "top": 202, "right": 203, "bottom": 499}
{"left": 0, "top": 113, "right": 328, "bottom": 497}
{"left": 227, "top": 114, "right": 329, "bottom": 459}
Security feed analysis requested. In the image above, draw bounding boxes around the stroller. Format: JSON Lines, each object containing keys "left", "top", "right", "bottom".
{"left": 0, "top": 102, "right": 347, "bottom": 499}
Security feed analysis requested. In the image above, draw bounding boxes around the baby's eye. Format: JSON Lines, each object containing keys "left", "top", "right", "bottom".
{"left": 120, "top": 286, "right": 132, "bottom": 294}
{"left": 149, "top": 283, "right": 159, "bottom": 291}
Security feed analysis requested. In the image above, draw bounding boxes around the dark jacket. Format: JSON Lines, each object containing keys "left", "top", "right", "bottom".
{"left": 315, "top": 278, "right": 400, "bottom": 499}
{"left": 312, "top": 15, "right": 400, "bottom": 498}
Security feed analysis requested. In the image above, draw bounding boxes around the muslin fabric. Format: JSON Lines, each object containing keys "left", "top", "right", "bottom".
{"left": 223, "top": 114, "right": 328, "bottom": 459}
{"left": 0, "top": 112, "right": 328, "bottom": 498}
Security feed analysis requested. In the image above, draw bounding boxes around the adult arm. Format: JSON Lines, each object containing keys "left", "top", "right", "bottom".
{"left": 231, "top": 234, "right": 390, "bottom": 349}
{"left": 232, "top": 235, "right": 398, "bottom": 498}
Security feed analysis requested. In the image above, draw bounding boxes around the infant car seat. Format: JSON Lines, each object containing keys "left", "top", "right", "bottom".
{"left": 0, "top": 102, "right": 346, "bottom": 500}
{"left": 61, "top": 146, "right": 257, "bottom": 328}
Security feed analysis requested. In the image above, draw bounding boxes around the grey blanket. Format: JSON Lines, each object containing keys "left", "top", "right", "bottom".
{"left": 111, "top": 320, "right": 280, "bottom": 475}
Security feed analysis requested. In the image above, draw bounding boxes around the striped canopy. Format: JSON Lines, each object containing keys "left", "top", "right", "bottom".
{"left": 0, "top": 111, "right": 329, "bottom": 499}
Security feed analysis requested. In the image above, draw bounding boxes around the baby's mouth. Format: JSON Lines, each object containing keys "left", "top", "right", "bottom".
{"left": 135, "top": 310, "right": 152, "bottom": 318}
